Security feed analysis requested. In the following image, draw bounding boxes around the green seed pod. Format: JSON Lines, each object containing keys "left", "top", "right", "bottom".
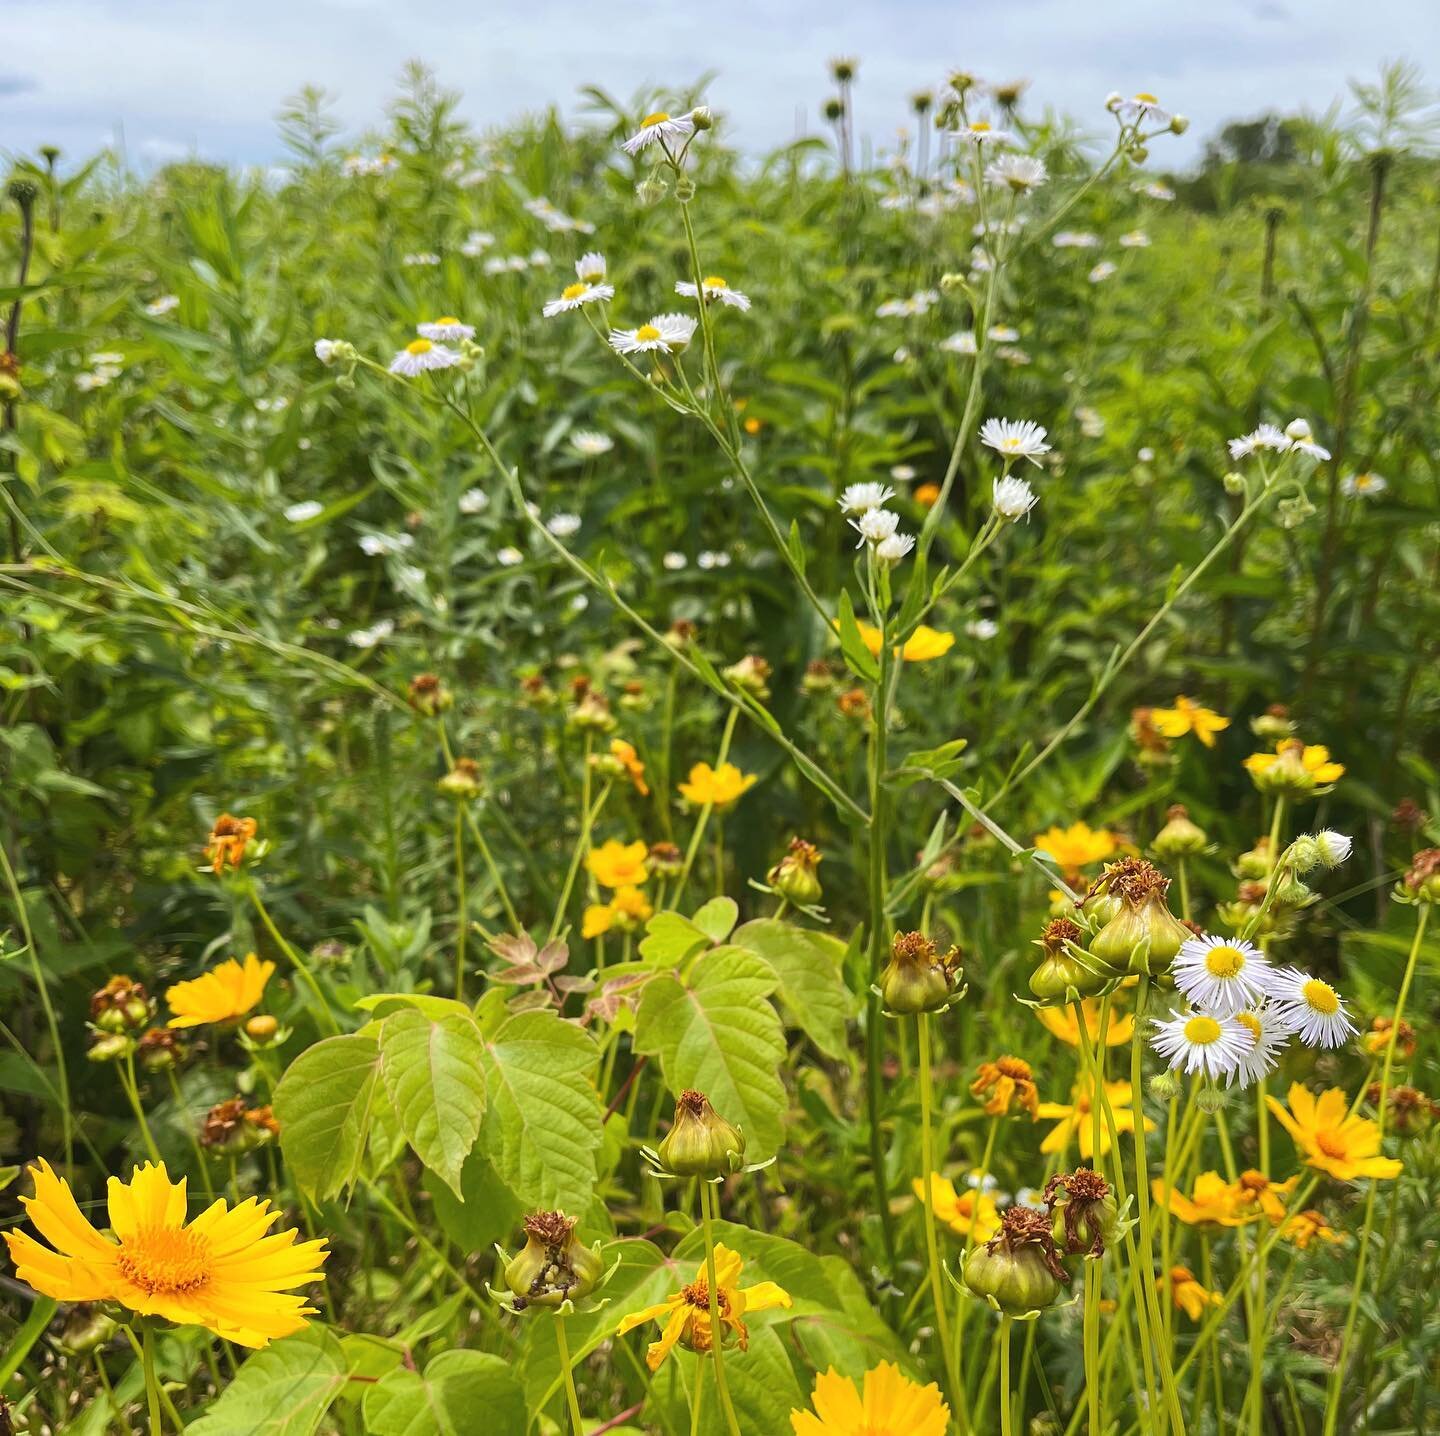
{"left": 1090, "top": 863, "right": 1189, "bottom": 977}
{"left": 1152, "top": 805, "right": 1206, "bottom": 861}
{"left": 1044, "top": 1169, "right": 1119, "bottom": 1258}
{"left": 767, "top": 838, "right": 823, "bottom": 906}
{"left": 1028, "top": 918, "right": 1105, "bottom": 1004}
{"left": 656, "top": 1090, "right": 747, "bottom": 1177}
{"left": 504, "top": 1211, "right": 605, "bottom": 1309}
{"left": 878, "top": 931, "right": 961, "bottom": 1014}
{"left": 963, "top": 1207, "right": 1066, "bottom": 1317}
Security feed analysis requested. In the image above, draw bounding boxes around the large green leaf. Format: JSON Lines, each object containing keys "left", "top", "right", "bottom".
{"left": 187, "top": 1329, "right": 347, "bottom": 1436}
{"left": 479, "top": 1009, "right": 603, "bottom": 1211}
{"left": 378, "top": 1008, "right": 487, "bottom": 1197}
{"left": 634, "top": 946, "right": 787, "bottom": 1158}
{"left": 730, "top": 919, "right": 855, "bottom": 1059}
{"left": 273, "top": 1034, "right": 382, "bottom": 1202}
{"left": 425, "top": 1149, "right": 525, "bottom": 1253}
{"left": 362, "top": 1350, "right": 525, "bottom": 1435}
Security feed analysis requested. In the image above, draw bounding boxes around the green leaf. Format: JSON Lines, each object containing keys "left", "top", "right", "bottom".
{"left": 638, "top": 910, "right": 712, "bottom": 966}
{"left": 187, "top": 1329, "right": 347, "bottom": 1436}
{"left": 729, "top": 920, "right": 855, "bottom": 1059}
{"left": 378, "top": 1008, "right": 488, "bottom": 1197}
{"left": 835, "top": 590, "right": 880, "bottom": 683}
{"left": 691, "top": 897, "right": 738, "bottom": 945}
{"left": 426, "top": 1149, "right": 525, "bottom": 1252}
{"left": 363, "top": 1350, "right": 526, "bottom": 1436}
{"left": 896, "top": 737, "right": 970, "bottom": 787}
{"left": 273, "top": 1034, "right": 381, "bottom": 1202}
{"left": 634, "top": 947, "right": 787, "bottom": 1158}
{"left": 479, "top": 1010, "right": 603, "bottom": 1211}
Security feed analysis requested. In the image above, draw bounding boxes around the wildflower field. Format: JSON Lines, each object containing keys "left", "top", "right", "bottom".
{"left": 3, "top": 57, "right": 1440, "bottom": 1436}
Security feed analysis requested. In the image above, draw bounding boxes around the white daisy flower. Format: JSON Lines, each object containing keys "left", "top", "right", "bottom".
{"left": 459, "top": 488, "right": 489, "bottom": 514}
{"left": 570, "top": 430, "right": 614, "bottom": 458}
{"left": 875, "top": 531, "right": 915, "bottom": 565}
{"left": 417, "top": 317, "right": 474, "bottom": 343}
{"left": 1171, "top": 935, "right": 1274, "bottom": 1018}
{"left": 1230, "top": 1007, "right": 1289, "bottom": 1088}
{"left": 851, "top": 508, "right": 899, "bottom": 549}
{"left": 506, "top": 255, "right": 530, "bottom": 272}
{"left": 483, "top": 256, "right": 508, "bottom": 276}
{"left": 876, "top": 290, "right": 940, "bottom": 319}
{"left": 1077, "top": 406, "right": 1105, "bottom": 438}
{"left": 662, "top": 551, "right": 688, "bottom": 570}
{"left": 986, "top": 325, "right": 1020, "bottom": 343}
{"left": 1053, "top": 231, "right": 1101, "bottom": 249}
{"left": 1137, "top": 447, "right": 1155, "bottom": 463}
{"left": 621, "top": 109, "right": 697, "bottom": 156}
{"left": 966, "top": 1170, "right": 1002, "bottom": 1193}
{"left": 575, "top": 252, "right": 607, "bottom": 283}
{"left": 1014, "top": 1186, "right": 1048, "bottom": 1211}
{"left": 1268, "top": 970, "right": 1357, "bottom": 1049}
{"left": 401, "top": 252, "right": 442, "bottom": 267}
{"left": 1118, "top": 230, "right": 1150, "bottom": 249}
{"left": 1139, "top": 181, "right": 1176, "bottom": 201}
{"left": 547, "top": 512, "right": 582, "bottom": 538}
{"left": 145, "top": 295, "right": 179, "bottom": 316}
{"left": 460, "top": 230, "right": 496, "bottom": 257}
{"left": 980, "top": 417, "right": 1051, "bottom": 467}
{"left": 837, "top": 482, "right": 895, "bottom": 515}
{"left": 348, "top": 619, "right": 394, "bottom": 649}
{"left": 527, "top": 248, "right": 552, "bottom": 268}
{"left": 1340, "top": 471, "right": 1387, "bottom": 498}
{"left": 1115, "top": 93, "right": 1171, "bottom": 127}
{"left": 675, "top": 275, "right": 752, "bottom": 310}
{"left": 966, "top": 618, "right": 999, "bottom": 641}
{"left": 984, "top": 154, "right": 1047, "bottom": 192}
{"left": 997, "top": 345, "right": 1031, "bottom": 366}
{"left": 941, "top": 331, "right": 979, "bottom": 356}
{"left": 1283, "top": 419, "right": 1331, "bottom": 461}
{"left": 1088, "top": 261, "right": 1117, "bottom": 283}
{"left": 284, "top": 500, "right": 323, "bottom": 523}
{"left": 609, "top": 313, "right": 696, "bottom": 356}
{"left": 542, "top": 280, "right": 615, "bottom": 318}
{"left": 993, "top": 474, "right": 1038, "bottom": 520}
{"left": 389, "top": 339, "right": 461, "bottom": 377}
{"left": 954, "top": 120, "right": 1014, "bottom": 146}
{"left": 359, "top": 533, "right": 414, "bottom": 557}
{"left": 1227, "top": 424, "right": 1291, "bottom": 461}
{"left": 1312, "top": 830, "right": 1352, "bottom": 867}
{"left": 889, "top": 464, "right": 917, "bottom": 482}
{"left": 75, "top": 371, "right": 115, "bottom": 392}
{"left": 314, "top": 339, "right": 341, "bottom": 364}
{"left": 1150, "top": 1011, "right": 1250, "bottom": 1080}
{"left": 496, "top": 546, "right": 524, "bottom": 566}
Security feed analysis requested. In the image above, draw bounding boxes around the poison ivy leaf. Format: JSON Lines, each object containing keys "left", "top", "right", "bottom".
{"left": 638, "top": 910, "right": 712, "bottom": 966}
{"left": 187, "top": 1329, "right": 346, "bottom": 1436}
{"left": 363, "top": 1350, "right": 525, "bottom": 1436}
{"left": 634, "top": 947, "right": 787, "bottom": 1158}
{"left": 479, "top": 1010, "right": 603, "bottom": 1211}
{"left": 378, "top": 1008, "right": 487, "bottom": 1197}
{"left": 730, "top": 920, "right": 855, "bottom": 1059}
{"left": 691, "top": 897, "right": 738, "bottom": 945}
{"left": 273, "top": 1034, "right": 381, "bottom": 1202}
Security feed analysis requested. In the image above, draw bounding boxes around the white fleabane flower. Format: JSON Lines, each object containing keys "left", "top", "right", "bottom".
{"left": 1171, "top": 935, "right": 1273, "bottom": 1018}
{"left": 609, "top": 312, "right": 697, "bottom": 356}
{"left": 875, "top": 531, "right": 915, "bottom": 565}
{"left": 1340, "top": 471, "right": 1386, "bottom": 498}
{"left": 76, "top": 371, "right": 115, "bottom": 392}
{"left": 418, "top": 317, "right": 475, "bottom": 343}
{"left": 1313, "top": 830, "right": 1352, "bottom": 868}
{"left": 542, "top": 280, "right": 615, "bottom": 317}
{"left": 941, "top": 331, "right": 979, "bottom": 356}
{"left": 348, "top": 619, "right": 394, "bottom": 649}
{"left": 1014, "top": 1187, "right": 1047, "bottom": 1211}
{"left": 1228, "top": 423, "right": 1291, "bottom": 460}
{"left": 1137, "top": 447, "right": 1155, "bottom": 463}
{"left": 984, "top": 154, "right": 1047, "bottom": 193}
{"left": 496, "top": 546, "right": 524, "bottom": 566}
{"left": 1118, "top": 230, "right": 1150, "bottom": 249}
{"left": 621, "top": 109, "right": 697, "bottom": 156}
{"left": 402, "top": 252, "right": 441, "bottom": 267}
{"left": 1115, "top": 92, "right": 1171, "bottom": 127}
{"left": 1284, "top": 419, "right": 1331, "bottom": 461}
{"left": 1138, "top": 181, "right": 1176, "bottom": 201}
{"left": 986, "top": 324, "right": 1020, "bottom": 343}
{"left": 459, "top": 488, "right": 489, "bottom": 515}
{"left": 1053, "top": 231, "right": 1101, "bottom": 249}
{"left": 570, "top": 430, "right": 614, "bottom": 458}
{"left": 1077, "top": 406, "right": 1105, "bottom": 438}
{"left": 851, "top": 508, "right": 899, "bottom": 549}
{"left": 954, "top": 119, "right": 1014, "bottom": 146}
{"left": 1088, "top": 261, "right": 1117, "bottom": 283}
{"left": 980, "top": 417, "right": 1051, "bottom": 467}
{"left": 389, "top": 339, "right": 461, "bottom": 377}
{"left": 890, "top": 464, "right": 917, "bottom": 482}
{"left": 547, "top": 512, "right": 582, "bottom": 538}
{"left": 993, "top": 474, "right": 1038, "bottom": 520}
{"left": 675, "top": 275, "right": 752, "bottom": 310}
{"left": 1150, "top": 1011, "right": 1250, "bottom": 1080}
{"left": 575, "top": 251, "right": 607, "bottom": 283}
{"left": 359, "top": 533, "right": 414, "bottom": 557}
{"left": 145, "top": 295, "right": 179, "bottom": 317}
{"left": 460, "top": 230, "right": 495, "bottom": 256}
{"left": 1229, "top": 1008, "right": 1290, "bottom": 1088}
{"left": 662, "top": 551, "right": 687, "bottom": 570}
{"left": 284, "top": 500, "right": 323, "bottom": 523}
{"left": 89, "top": 352, "right": 125, "bottom": 367}
{"left": 876, "top": 290, "right": 940, "bottom": 319}
{"left": 314, "top": 339, "right": 341, "bottom": 364}
{"left": 698, "top": 550, "right": 731, "bottom": 569}
{"left": 837, "top": 482, "right": 895, "bottom": 515}
{"left": 1268, "top": 969, "right": 1358, "bottom": 1048}
{"left": 966, "top": 618, "right": 999, "bottom": 640}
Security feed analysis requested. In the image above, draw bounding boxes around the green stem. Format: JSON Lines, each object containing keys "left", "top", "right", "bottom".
{"left": 675, "top": 708, "right": 739, "bottom": 904}
{"left": 122, "top": 1054, "right": 162, "bottom": 1164}
{"left": 554, "top": 1311, "right": 585, "bottom": 1435}
{"left": 999, "top": 1315, "right": 1015, "bottom": 1436}
{"left": 917, "top": 1013, "right": 961, "bottom": 1415}
{"left": 700, "top": 1182, "right": 743, "bottom": 1436}
{"left": 165, "top": 1065, "right": 214, "bottom": 1202}
{"left": 141, "top": 1327, "right": 163, "bottom": 1435}
{"left": 248, "top": 887, "right": 339, "bottom": 1035}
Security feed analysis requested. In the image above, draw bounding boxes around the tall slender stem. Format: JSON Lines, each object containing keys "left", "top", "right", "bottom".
{"left": 554, "top": 1311, "right": 585, "bottom": 1435}
{"left": 999, "top": 1315, "right": 1015, "bottom": 1436}
{"left": 917, "top": 1013, "right": 961, "bottom": 1416}
{"left": 141, "top": 1327, "right": 163, "bottom": 1435}
{"left": 700, "top": 1182, "right": 743, "bottom": 1436}
{"left": 247, "top": 887, "right": 339, "bottom": 1036}
{"left": 122, "top": 1054, "right": 162, "bottom": 1164}
{"left": 453, "top": 806, "right": 468, "bottom": 1000}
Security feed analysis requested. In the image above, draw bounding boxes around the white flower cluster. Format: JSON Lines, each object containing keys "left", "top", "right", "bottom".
{"left": 1227, "top": 418, "right": 1331, "bottom": 463}
{"left": 485, "top": 250, "right": 552, "bottom": 275}
{"left": 76, "top": 352, "right": 126, "bottom": 392}
{"left": 875, "top": 289, "right": 940, "bottom": 319}
{"left": 342, "top": 153, "right": 398, "bottom": 178}
{"left": 978, "top": 416, "right": 1051, "bottom": 520}
{"left": 838, "top": 483, "right": 914, "bottom": 566}
{"left": 523, "top": 196, "right": 595, "bottom": 235}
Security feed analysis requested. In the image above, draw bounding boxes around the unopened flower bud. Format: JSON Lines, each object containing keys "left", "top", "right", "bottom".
{"left": 656, "top": 1090, "right": 747, "bottom": 1176}
{"left": 939, "top": 272, "right": 968, "bottom": 293}
{"left": 1222, "top": 470, "right": 1246, "bottom": 495}
{"left": 1028, "top": 918, "right": 1103, "bottom": 1004}
{"left": 1250, "top": 705, "right": 1294, "bottom": 742}
{"left": 1148, "top": 1070, "right": 1181, "bottom": 1102}
{"left": 136, "top": 1028, "right": 186, "bottom": 1072}
{"left": 879, "top": 931, "right": 963, "bottom": 1014}
{"left": 1152, "top": 805, "right": 1206, "bottom": 860}
{"left": 674, "top": 176, "right": 697, "bottom": 204}
{"left": 768, "top": 837, "right": 823, "bottom": 906}
{"left": 437, "top": 757, "right": 482, "bottom": 801}
{"left": 1170, "top": 114, "right": 1190, "bottom": 135}
{"left": 690, "top": 106, "right": 714, "bottom": 132}
{"left": 245, "top": 1013, "right": 280, "bottom": 1044}
{"left": 1234, "top": 837, "right": 1274, "bottom": 881}
{"left": 87, "top": 1031, "right": 134, "bottom": 1064}
{"left": 635, "top": 177, "right": 668, "bottom": 206}
{"left": 503, "top": 1211, "right": 605, "bottom": 1309}
{"left": 822, "top": 97, "right": 845, "bottom": 123}
{"left": 1196, "top": 1086, "right": 1227, "bottom": 1114}
{"left": 724, "top": 654, "right": 772, "bottom": 699}
{"left": 963, "top": 1207, "right": 1067, "bottom": 1315}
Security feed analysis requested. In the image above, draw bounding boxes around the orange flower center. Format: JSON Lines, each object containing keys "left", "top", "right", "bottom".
{"left": 117, "top": 1226, "right": 213, "bottom": 1295}
{"left": 1316, "top": 1131, "right": 1348, "bottom": 1160}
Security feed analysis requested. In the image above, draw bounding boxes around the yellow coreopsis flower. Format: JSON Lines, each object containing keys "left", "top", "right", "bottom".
{"left": 615, "top": 1243, "right": 792, "bottom": 1371}
{"left": 4, "top": 1159, "right": 327, "bottom": 1348}
{"left": 970, "top": 1056, "right": 1040, "bottom": 1118}
{"left": 1036, "top": 1079, "right": 1153, "bottom": 1159}
{"left": 585, "top": 838, "right": 650, "bottom": 889}
{"left": 1266, "top": 1083, "right": 1402, "bottom": 1182}
{"left": 1035, "top": 1000, "right": 1135, "bottom": 1047}
{"left": 1033, "top": 822, "right": 1118, "bottom": 872}
{"left": 1161, "top": 1264, "right": 1222, "bottom": 1322}
{"left": 791, "top": 1361, "right": 949, "bottom": 1436}
{"left": 1150, "top": 1171, "right": 1257, "bottom": 1228}
{"left": 1282, "top": 1208, "right": 1344, "bottom": 1250}
{"left": 1149, "top": 695, "right": 1231, "bottom": 748}
{"left": 912, "top": 1173, "right": 1001, "bottom": 1242}
{"left": 678, "top": 761, "right": 758, "bottom": 809}
{"left": 581, "top": 884, "right": 654, "bottom": 939}
{"left": 166, "top": 953, "right": 274, "bottom": 1029}
{"left": 611, "top": 739, "right": 650, "bottom": 796}
{"left": 1243, "top": 739, "right": 1345, "bottom": 790}
{"left": 854, "top": 621, "right": 956, "bottom": 663}
{"left": 1233, "top": 1169, "right": 1298, "bottom": 1223}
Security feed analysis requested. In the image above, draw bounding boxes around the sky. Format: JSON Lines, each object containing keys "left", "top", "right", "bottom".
{"left": 2, "top": 0, "right": 1438, "bottom": 172}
